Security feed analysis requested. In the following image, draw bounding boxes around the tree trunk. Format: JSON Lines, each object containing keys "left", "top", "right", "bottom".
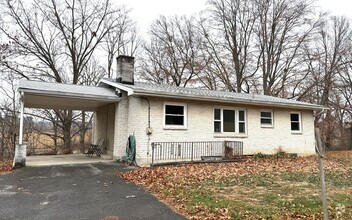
{"left": 62, "top": 110, "right": 72, "bottom": 154}
{"left": 80, "top": 111, "right": 87, "bottom": 153}
{"left": 0, "top": 124, "right": 4, "bottom": 160}
{"left": 53, "top": 115, "right": 58, "bottom": 154}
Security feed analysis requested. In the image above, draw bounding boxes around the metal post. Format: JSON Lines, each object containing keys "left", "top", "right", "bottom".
{"left": 318, "top": 154, "right": 328, "bottom": 220}
{"left": 191, "top": 142, "right": 193, "bottom": 162}
{"left": 19, "top": 92, "right": 24, "bottom": 145}
{"left": 223, "top": 141, "right": 226, "bottom": 159}
{"left": 315, "top": 128, "right": 328, "bottom": 220}
{"left": 151, "top": 143, "right": 154, "bottom": 165}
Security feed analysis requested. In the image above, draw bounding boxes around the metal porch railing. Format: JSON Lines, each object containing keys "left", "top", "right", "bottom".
{"left": 151, "top": 141, "right": 243, "bottom": 165}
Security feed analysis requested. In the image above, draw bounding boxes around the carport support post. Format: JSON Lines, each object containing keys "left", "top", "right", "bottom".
{"left": 19, "top": 92, "right": 24, "bottom": 145}
{"left": 13, "top": 92, "right": 27, "bottom": 168}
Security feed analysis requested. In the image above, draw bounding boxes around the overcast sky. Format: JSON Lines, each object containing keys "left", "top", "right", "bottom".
{"left": 319, "top": 0, "right": 352, "bottom": 17}
{"left": 119, "top": 0, "right": 352, "bottom": 34}
{"left": 1, "top": 0, "right": 352, "bottom": 92}
{"left": 118, "top": 0, "right": 206, "bottom": 33}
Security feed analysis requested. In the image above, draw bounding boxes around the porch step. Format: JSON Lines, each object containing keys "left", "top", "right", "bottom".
{"left": 101, "top": 154, "right": 113, "bottom": 160}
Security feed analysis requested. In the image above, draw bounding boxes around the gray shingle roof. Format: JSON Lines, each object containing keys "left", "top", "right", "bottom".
{"left": 100, "top": 78, "right": 324, "bottom": 110}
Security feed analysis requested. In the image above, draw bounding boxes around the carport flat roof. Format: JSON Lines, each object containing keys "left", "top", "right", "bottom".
{"left": 18, "top": 80, "right": 120, "bottom": 111}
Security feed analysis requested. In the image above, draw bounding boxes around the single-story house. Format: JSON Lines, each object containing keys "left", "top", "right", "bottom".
{"left": 16, "top": 55, "right": 325, "bottom": 167}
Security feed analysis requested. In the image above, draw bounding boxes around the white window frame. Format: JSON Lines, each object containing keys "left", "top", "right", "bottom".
{"left": 214, "top": 109, "right": 222, "bottom": 133}
{"left": 163, "top": 102, "right": 187, "bottom": 129}
{"left": 260, "top": 110, "right": 274, "bottom": 128}
{"left": 238, "top": 109, "right": 246, "bottom": 134}
{"left": 290, "top": 112, "right": 302, "bottom": 133}
{"left": 213, "top": 108, "right": 247, "bottom": 134}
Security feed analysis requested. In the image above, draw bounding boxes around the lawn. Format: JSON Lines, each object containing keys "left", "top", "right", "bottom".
{"left": 119, "top": 151, "right": 352, "bottom": 219}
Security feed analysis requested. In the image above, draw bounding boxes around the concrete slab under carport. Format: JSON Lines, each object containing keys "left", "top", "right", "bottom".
{"left": 26, "top": 154, "right": 114, "bottom": 167}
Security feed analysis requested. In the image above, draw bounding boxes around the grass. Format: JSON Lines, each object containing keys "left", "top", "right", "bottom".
{"left": 175, "top": 171, "right": 352, "bottom": 219}
{"left": 120, "top": 151, "right": 352, "bottom": 219}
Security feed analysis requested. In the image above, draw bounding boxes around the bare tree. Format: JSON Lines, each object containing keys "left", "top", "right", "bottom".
{"left": 140, "top": 15, "right": 208, "bottom": 87}
{"left": 101, "top": 7, "right": 140, "bottom": 78}
{"left": 77, "top": 58, "right": 105, "bottom": 152}
{"left": 0, "top": 75, "right": 20, "bottom": 160}
{"left": 253, "top": 0, "right": 321, "bottom": 96}
{"left": 0, "top": 0, "right": 132, "bottom": 153}
{"left": 301, "top": 16, "right": 352, "bottom": 149}
{"left": 301, "top": 16, "right": 351, "bottom": 107}
{"left": 339, "top": 68, "right": 352, "bottom": 121}
{"left": 200, "top": 0, "right": 258, "bottom": 92}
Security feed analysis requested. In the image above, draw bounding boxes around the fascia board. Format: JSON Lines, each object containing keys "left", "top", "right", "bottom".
{"left": 18, "top": 88, "right": 120, "bottom": 101}
{"left": 98, "top": 79, "right": 134, "bottom": 96}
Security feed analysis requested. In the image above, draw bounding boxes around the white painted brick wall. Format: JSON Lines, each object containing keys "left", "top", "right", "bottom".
{"left": 113, "top": 93, "right": 129, "bottom": 159}
{"left": 93, "top": 104, "right": 115, "bottom": 155}
{"left": 106, "top": 104, "right": 115, "bottom": 154}
{"left": 114, "top": 96, "right": 316, "bottom": 166}
{"left": 94, "top": 105, "right": 107, "bottom": 145}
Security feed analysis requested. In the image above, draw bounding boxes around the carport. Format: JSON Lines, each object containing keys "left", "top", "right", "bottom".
{"left": 14, "top": 80, "right": 120, "bottom": 167}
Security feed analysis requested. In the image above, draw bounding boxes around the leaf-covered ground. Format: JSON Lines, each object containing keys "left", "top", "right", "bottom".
{"left": 0, "top": 160, "right": 12, "bottom": 174}
{"left": 119, "top": 152, "right": 352, "bottom": 219}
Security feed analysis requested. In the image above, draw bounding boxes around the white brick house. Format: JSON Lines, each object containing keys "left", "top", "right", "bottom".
{"left": 17, "top": 55, "right": 324, "bottom": 167}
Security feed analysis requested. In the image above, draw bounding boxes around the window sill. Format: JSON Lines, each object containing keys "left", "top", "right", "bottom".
{"left": 291, "top": 131, "right": 303, "bottom": 135}
{"left": 260, "top": 125, "right": 274, "bottom": 128}
{"left": 213, "top": 133, "right": 248, "bottom": 138}
{"left": 163, "top": 126, "right": 187, "bottom": 130}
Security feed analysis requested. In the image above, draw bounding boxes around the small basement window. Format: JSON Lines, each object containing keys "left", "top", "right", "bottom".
{"left": 260, "top": 110, "right": 273, "bottom": 127}
{"left": 290, "top": 112, "right": 301, "bottom": 132}
{"left": 164, "top": 103, "right": 187, "bottom": 128}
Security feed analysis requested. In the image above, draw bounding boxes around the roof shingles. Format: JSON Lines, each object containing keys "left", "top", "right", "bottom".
{"left": 101, "top": 78, "right": 323, "bottom": 110}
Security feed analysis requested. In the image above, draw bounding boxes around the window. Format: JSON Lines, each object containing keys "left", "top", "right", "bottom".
{"left": 260, "top": 110, "right": 273, "bottom": 127}
{"left": 223, "top": 109, "right": 236, "bottom": 132}
{"left": 214, "top": 109, "right": 221, "bottom": 132}
{"left": 164, "top": 103, "right": 187, "bottom": 128}
{"left": 290, "top": 112, "right": 301, "bottom": 132}
{"left": 214, "top": 108, "right": 246, "bottom": 134}
{"left": 239, "top": 110, "right": 246, "bottom": 133}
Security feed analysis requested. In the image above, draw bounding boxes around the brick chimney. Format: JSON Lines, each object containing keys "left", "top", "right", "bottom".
{"left": 116, "top": 55, "right": 134, "bottom": 85}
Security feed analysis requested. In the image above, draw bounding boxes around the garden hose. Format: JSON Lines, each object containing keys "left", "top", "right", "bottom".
{"left": 125, "top": 135, "right": 136, "bottom": 165}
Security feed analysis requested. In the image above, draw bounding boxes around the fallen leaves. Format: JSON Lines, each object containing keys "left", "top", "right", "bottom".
{"left": 0, "top": 160, "right": 12, "bottom": 173}
{"left": 120, "top": 156, "right": 348, "bottom": 190}
{"left": 118, "top": 154, "right": 351, "bottom": 219}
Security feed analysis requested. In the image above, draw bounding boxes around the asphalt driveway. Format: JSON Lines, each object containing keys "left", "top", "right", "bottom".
{"left": 0, "top": 163, "right": 186, "bottom": 220}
